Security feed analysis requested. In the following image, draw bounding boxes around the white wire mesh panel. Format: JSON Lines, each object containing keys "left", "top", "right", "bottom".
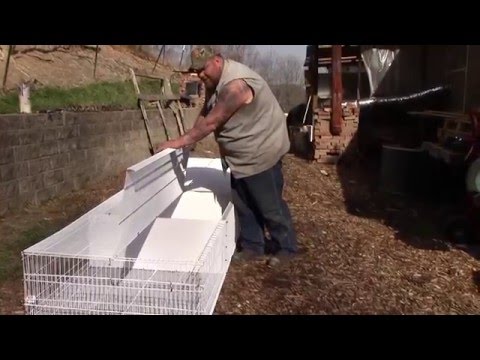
{"left": 23, "top": 220, "right": 230, "bottom": 315}
{"left": 22, "top": 150, "right": 235, "bottom": 315}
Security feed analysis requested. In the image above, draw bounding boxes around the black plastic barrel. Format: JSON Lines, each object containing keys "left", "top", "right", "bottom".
{"left": 380, "top": 145, "right": 427, "bottom": 195}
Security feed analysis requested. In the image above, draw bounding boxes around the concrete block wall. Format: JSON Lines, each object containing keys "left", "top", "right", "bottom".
{"left": 0, "top": 108, "right": 200, "bottom": 215}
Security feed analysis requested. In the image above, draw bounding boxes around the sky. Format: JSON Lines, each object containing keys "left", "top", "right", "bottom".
{"left": 255, "top": 45, "right": 307, "bottom": 60}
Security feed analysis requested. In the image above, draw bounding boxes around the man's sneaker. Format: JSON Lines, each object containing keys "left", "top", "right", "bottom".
{"left": 266, "top": 251, "right": 297, "bottom": 267}
{"left": 232, "top": 249, "right": 265, "bottom": 263}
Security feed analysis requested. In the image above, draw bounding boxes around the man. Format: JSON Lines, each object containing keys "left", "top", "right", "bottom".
{"left": 155, "top": 46, "right": 298, "bottom": 265}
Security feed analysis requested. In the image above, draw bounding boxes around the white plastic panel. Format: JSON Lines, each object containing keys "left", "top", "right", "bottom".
{"left": 171, "top": 192, "right": 224, "bottom": 221}
{"left": 131, "top": 218, "right": 219, "bottom": 272}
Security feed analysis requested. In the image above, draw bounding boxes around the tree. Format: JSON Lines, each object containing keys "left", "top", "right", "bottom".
{"left": 278, "top": 55, "right": 304, "bottom": 86}
{"left": 274, "top": 55, "right": 305, "bottom": 111}
{"left": 210, "top": 45, "right": 257, "bottom": 65}
{"left": 254, "top": 47, "right": 279, "bottom": 86}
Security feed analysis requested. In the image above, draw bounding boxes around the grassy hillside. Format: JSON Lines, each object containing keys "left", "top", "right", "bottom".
{"left": 0, "top": 78, "right": 180, "bottom": 114}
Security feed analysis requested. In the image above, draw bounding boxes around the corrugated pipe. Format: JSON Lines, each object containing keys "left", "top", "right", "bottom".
{"left": 356, "top": 86, "right": 449, "bottom": 107}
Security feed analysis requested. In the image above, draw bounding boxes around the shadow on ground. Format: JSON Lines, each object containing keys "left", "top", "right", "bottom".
{"left": 336, "top": 131, "right": 477, "bottom": 256}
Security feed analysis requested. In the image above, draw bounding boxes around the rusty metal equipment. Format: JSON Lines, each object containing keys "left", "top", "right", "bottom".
{"left": 304, "top": 45, "right": 366, "bottom": 163}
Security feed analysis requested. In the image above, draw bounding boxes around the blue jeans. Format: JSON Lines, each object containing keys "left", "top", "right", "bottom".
{"left": 231, "top": 160, "right": 298, "bottom": 255}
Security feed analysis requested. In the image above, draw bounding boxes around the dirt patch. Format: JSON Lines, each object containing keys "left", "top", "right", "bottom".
{"left": 0, "top": 45, "right": 172, "bottom": 91}
{"left": 214, "top": 154, "right": 480, "bottom": 315}
{"left": 2, "top": 139, "right": 480, "bottom": 315}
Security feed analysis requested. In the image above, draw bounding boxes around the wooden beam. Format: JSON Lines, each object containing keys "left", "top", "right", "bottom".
{"left": 331, "top": 45, "right": 343, "bottom": 136}
{"left": 2, "top": 45, "right": 14, "bottom": 92}
{"left": 93, "top": 45, "right": 99, "bottom": 78}
{"left": 152, "top": 45, "right": 165, "bottom": 73}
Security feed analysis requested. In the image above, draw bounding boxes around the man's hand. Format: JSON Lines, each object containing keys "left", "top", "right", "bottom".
{"left": 154, "top": 138, "right": 182, "bottom": 154}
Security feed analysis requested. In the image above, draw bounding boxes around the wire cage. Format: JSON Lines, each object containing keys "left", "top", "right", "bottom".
{"left": 22, "top": 149, "right": 235, "bottom": 315}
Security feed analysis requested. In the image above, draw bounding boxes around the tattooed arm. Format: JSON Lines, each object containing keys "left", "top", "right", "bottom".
{"left": 154, "top": 79, "right": 253, "bottom": 152}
